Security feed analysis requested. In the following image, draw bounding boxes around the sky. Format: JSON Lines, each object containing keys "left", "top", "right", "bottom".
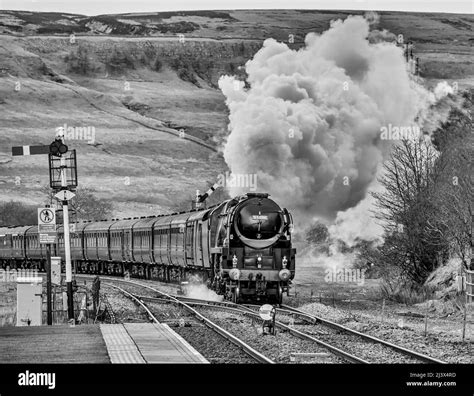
{"left": 0, "top": 0, "right": 472, "bottom": 15}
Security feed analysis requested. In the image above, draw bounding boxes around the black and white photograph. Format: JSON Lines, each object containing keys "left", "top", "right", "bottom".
{"left": 0, "top": 0, "right": 472, "bottom": 393}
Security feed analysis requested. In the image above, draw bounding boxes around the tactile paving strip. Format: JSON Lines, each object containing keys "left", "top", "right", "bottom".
{"left": 100, "top": 324, "right": 146, "bottom": 363}
{"left": 123, "top": 323, "right": 208, "bottom": 363}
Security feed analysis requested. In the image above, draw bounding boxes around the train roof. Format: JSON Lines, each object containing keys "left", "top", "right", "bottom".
{"left": 83, "top": 220, "right": 118, "bottom": 232}
{"left": 133, "top": 216, "right": 160, "bottom": 229}
{"left": 187, "top": 208, "right": 211, "bottom": 222}
{"left": 170, "top": 212, "right": 192, "bottom": 225}
{"left": 109, "top": 218, "right": 141, "bottom": 230}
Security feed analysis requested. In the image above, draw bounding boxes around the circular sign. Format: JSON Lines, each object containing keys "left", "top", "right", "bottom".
{"left": 259, "top": 304, "right": 275, "bottom": 321}
{"left": 39, "top": 209, "right": 54, "bottom": 223}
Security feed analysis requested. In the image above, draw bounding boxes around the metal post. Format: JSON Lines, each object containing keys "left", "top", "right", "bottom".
{"left": 63, "top": 199, "right": 74, "bottom": 320}
{"left": 45, "top": 244, "right": 52, "bottom": 325}
{"left": 60, "top": 154, "right": 74, "bottom": 321}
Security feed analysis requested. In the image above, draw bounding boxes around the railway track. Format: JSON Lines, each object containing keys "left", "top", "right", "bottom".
{"left": 139, "top": 294, "right": 368, "bottom": 363}
{"left": 103, "top": 279, "right": 274, "bottom": 364}
{"left": 67, "top": 275, "right": 447, "bottom": 364}
{"left": 278, "top": 304, "right": 447, "bottom": 364}
{"left": 137, "top": 292, "right": 447, "bottom": 364}
{"left": 85, "top": 276, "right": 356, "bottom": 363}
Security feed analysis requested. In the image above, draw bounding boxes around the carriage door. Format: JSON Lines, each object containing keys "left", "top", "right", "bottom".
{"left": 193, "top": 222, "right": 203, "bottom": 268}
{"left": 201, "top": 221, "right": 210, "bottom": 269}
{"left": 124, "top": 230, "right": 131, "bottom": 261}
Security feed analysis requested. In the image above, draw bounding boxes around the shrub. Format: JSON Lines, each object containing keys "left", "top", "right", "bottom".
{"left": 64, "top": 45, "right": 91, "bottom": 75}
{"left": 152, "top": 57, "right": 163, "bottom": 72}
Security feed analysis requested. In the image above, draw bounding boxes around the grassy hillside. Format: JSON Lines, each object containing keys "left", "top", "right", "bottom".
{"left": 0, "top": 10, "right": 472, "bottom": 219}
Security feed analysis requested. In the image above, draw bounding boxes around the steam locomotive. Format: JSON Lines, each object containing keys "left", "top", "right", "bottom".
{"left": 0, "top": 193, "right": 295, "bottom": 304}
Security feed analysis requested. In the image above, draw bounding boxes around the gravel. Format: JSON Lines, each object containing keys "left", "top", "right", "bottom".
{"left": 195, "top": 307, "right": 345, "bottom": 363}
{"left": 293, "top": 301, "right": 473, "bottom": 364}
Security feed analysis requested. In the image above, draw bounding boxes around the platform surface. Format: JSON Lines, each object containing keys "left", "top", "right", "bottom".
{"left": 0, "top": 325, "right": 110, "bottom": 363}
{"left": 0, "top": 323, "right": 207, "bottom": 363}
{"left": 101, "top": 323, "right": 208, "bottom": 364}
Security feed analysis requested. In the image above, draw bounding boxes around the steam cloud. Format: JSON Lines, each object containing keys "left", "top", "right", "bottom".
{"left": 219, "top": 15, "right": 436, "bottom": 226}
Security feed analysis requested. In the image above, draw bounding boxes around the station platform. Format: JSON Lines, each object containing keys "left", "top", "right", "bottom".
{"left": 100, "top": 323, "right": 208, "bottom": 363}
{"left": 0, "top": 323, "right": 207, "bottom": 364}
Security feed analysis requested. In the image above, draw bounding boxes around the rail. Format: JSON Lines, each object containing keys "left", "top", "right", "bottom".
{"left": 139, "top": 293, "right": 368, "bottom": 363}
{"left": 281, "top": 304, "right": 446, "bottom": 364}
{"left": 104, "top": 279, "right": 275, "bottom": 364}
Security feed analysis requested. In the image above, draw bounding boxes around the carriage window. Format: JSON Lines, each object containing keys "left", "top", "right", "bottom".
{"left": 144, "top": 231, "right": 148, "bottom": 247}
{"left": 198, "top": 224, "right": 203, "bottom": 252}
{"left": 177, "top": 229, "right": 183, "bottom": 250}
{"left": 186, "top": 225, "right": 193, "bottom": 258}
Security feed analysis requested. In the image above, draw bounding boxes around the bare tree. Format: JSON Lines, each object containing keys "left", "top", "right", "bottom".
{"left": 427, "top": 93, "right": 473, "bottom": 269}
{"left": 372, "top": 139, "right": 447, "bottom": 283}
{"left": 41, "top": 185, "right": 112, "bottom": 221}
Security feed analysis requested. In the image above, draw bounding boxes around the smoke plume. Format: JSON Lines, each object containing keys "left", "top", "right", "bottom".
{"left": 185, "top": 275, "right": 223, "bottom": 302}
{"left": 219, "top": 15, "right": 436, "bottom": 226}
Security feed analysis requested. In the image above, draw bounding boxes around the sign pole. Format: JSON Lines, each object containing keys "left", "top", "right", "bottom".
{"left": 38, "top": 206, "right": 56, "bottom": 325}
{"left": 45, "top": 244, "right": 52, "bottom": 325}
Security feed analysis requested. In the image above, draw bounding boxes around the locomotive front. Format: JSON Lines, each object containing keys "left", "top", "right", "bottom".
{"left": 222, "top": 193, "right": 295, "bottom": 304}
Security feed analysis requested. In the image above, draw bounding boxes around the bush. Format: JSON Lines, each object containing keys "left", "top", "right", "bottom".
{"left": 64, "top": 45, "right": 91, "bottom": 75}
{"left": 0, "top": 201, "right": 37, "bottom": 226}
{"left": 152, "top": 57, "right": 163, "bottom": 72}
{"left": 380, "top": 279, "right": 436, "bottom": 305}
{"left": 104, "top": 47, "right": 135, "bottom": 75}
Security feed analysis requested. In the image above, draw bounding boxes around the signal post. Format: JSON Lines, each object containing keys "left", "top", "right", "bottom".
{"left": 49, "top": 136, "right": 77, "bottom": 321}
{"left": 12, "top": 133, "right": 78, "bottom": 323}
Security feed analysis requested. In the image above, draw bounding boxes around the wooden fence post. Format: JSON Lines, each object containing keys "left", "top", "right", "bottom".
{"left": 381, "top": 298, "right": 385, "bottom": 324}
{"left": 465, "top": 269, "right": 473, "bottom": 304}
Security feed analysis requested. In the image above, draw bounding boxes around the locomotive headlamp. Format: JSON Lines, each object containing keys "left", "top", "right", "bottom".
{"left": 279, "top": 268, "right": 291, "bottom": 281}
{"left": 257, "top": 255, "right": 262, "bottom": 269}
{"left": 232, "top": 255, "right": 238, "bottom": 268}
{"left": 282, "top": 256, "right": 288, "bottom": 269}
{"left": 229, "top": 268, "right": 241, "bottom": 281}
